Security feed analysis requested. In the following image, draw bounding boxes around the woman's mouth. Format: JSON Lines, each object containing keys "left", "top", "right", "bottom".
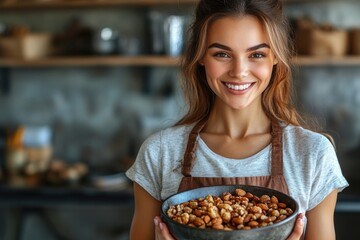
{"left": 224, "top": 82, "right": 252, "bottom": 91}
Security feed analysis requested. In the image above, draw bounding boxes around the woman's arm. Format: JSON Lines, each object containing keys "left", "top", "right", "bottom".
{"left": 129, "top": 182, "right": 162, "bottom": 240}
{"left": 305, "top": 189, "right": 338, "bottom": 240}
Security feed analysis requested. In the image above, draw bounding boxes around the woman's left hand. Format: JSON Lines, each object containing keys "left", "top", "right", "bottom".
{"left": 286, "top": 213, "right": 305, "bottom": 240}
{"left": 154, "top": 213, "right": 304, "bottom": 240}
{"left": 154, "top": 216, "right": 175, "bottom": 240}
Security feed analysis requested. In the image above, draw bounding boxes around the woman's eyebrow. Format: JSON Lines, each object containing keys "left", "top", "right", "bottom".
{"left": 207, "top": 43, "right": 270, "bottom": 52}
{"left": 247, "top": 43, "right": 270, "bottom": 52}
{"left": 208, "top": 43, "right": 232, "bottom": 51}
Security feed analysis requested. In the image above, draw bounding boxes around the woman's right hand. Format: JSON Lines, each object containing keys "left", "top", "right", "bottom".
{"left": 287, "top": 213, "right": 305, "bottom": 240}
{"left": 154, "top": 216, "right": 175, "bottom": 240}
{"left": 153, "top": 213, "right": 304, "bottom": 240}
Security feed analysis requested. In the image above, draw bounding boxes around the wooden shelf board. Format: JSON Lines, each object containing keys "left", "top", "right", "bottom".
{"left": 1, "top": 55, "right": 360, "bottom": 68}
{"left": 0, "top": 55, "right": 181, "bottom": 67}
{"left": 0, "top": 0, "right": 198, "bottom": 10}
{"left": 1, "top": 0, "right": 356, "bottom": 10}
{"left": 293, "top": 56, "right": 360, "bottom": 66}
{"left": 284, "top": 0, "right": 356, "bottom": 3}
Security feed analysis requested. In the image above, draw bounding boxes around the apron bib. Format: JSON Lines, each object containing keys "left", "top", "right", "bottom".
{"left": 178, "top": 119, "right": 289, "bottom": 195}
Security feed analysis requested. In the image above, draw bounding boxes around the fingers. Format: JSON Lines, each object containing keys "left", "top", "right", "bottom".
{"left": 154, "top": 216, "right": 175, "bottom": 240}
{"left": 154, "top": 216, "right": 160, "bottom": 239}
{"left": 154, "top": 214, "right": 304, "bottom": 240}
{"left": 287, "top": 213, "right": 305, "bottom": 240}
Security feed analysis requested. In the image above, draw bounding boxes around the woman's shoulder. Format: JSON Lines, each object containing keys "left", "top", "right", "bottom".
{"left": 142, "top": 123, "right": 195, "bottom": 147}
{"left": 282, "top": 124, "right": 334, "bottom": 150}
{"left": 135, "top": 123, "right": 195, "bottom": 164}
{"left": 283, "top": 124, "right": 323, "bottom": 137}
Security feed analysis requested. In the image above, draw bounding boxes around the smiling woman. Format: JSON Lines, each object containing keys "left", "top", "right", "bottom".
{"left": 125, "top": 1, "right": 348, "bottom": 240}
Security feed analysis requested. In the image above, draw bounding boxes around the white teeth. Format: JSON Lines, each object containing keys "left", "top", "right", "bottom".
{"left": 225, "top": 83, "right": 251, "bottom": 91}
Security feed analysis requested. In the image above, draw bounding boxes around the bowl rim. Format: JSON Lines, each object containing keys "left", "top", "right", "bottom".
{"left": 161, "top": 184, "right": 300, "bottom": 233}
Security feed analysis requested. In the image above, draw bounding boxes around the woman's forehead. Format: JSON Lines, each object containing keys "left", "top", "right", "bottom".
{"left": 206, "top": 15, "right": 270, "bottom": 50}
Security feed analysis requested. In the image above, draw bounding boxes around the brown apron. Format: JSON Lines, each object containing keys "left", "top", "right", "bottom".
{"left": 178, "top": 119, "right": 289, "bottom": 195}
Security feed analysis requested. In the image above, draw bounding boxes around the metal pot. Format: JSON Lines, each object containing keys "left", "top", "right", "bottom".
{"left": 161, "top": 185, "right": 299, "bottom": 240}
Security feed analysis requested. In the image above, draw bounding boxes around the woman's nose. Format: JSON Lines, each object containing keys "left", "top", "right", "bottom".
{"left": 229, "top": 59, "right": 249, "bottom": 78}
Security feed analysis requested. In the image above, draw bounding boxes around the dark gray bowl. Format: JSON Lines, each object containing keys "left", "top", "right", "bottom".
{"left": 161, "top": 185, "right": 299, "bottom": 240}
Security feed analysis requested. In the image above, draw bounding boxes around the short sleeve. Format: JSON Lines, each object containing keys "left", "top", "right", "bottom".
{"left": 308, "top": 137, "right": 349, "bottom": 210}
{"left": 125, "top": 132, "right": 163, "bottom": 200}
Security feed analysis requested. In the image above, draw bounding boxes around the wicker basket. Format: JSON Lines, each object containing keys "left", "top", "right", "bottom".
{"left": 295, "top": 19, "right": 349, "bottom": 56}
{"left": 0, "top": 33, "right": 53, "bottom": 59}
{"left": 350, "top": 29, "right": 360, "bottom": 55}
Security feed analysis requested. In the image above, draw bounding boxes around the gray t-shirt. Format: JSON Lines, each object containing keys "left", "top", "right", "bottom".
{"left": 126, "top": 124, "right": 348, "bottom": 213}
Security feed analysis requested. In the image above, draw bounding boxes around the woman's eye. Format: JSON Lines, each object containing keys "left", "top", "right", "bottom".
{"left": 214, "top": 52, "right": 230, "bottom": 58}
{"left": 250, "top": 52, "right": 266, "bottom": 59}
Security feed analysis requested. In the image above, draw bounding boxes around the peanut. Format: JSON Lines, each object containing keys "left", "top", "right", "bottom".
{"left": 235, "top": 188, "right": 246, "bottom": 196}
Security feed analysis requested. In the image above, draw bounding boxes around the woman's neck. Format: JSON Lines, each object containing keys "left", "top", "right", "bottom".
{"left": 204, "top": 100, "right": 271, "bottom": 139}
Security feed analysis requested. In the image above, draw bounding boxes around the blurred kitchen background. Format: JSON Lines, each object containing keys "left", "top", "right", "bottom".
{"left": 0, "top": 0, "right": 359, "bottom": 239}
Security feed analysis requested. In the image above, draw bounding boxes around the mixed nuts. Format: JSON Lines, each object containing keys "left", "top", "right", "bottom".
{"left": 166, "top": 188, "right": 294, "bottom": 230}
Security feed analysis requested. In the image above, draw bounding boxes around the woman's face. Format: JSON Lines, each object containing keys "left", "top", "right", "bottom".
{"left": 201, "top": 15, "right": 277, "bottom": 110}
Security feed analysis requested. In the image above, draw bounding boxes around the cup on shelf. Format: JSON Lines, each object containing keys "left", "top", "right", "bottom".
{"left": 93, "top": 27, "right": 119, "bottom": 55}
{"left": 163, "top": 15, "right": 186, "bottom": 56}
{"left": 149, "top": 11, "right": 188, "bottom": 56}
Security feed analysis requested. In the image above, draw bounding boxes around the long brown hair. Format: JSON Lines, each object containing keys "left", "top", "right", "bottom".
{"left": 176, "top": 0, "right": 307, "bottom": 129}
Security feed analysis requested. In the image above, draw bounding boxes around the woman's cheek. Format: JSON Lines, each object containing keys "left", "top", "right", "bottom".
{"left": 251, "top": 62, "right": 273, "bottom": 83}
{"left": 204, "top": 63, "right": 225, "bottom": 88}
{"left": 205, "top": 61, "right": 224, "bottom": 78}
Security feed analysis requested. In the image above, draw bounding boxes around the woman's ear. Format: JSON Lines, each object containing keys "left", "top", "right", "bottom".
{"left": 273, "top": 55, "right": 279, "bottom": 66}
{"left": 198, "top": 56, "right": 205, "bottom": 66}
{"left": 273, "top": 56, "right": 278, "bottom": 65}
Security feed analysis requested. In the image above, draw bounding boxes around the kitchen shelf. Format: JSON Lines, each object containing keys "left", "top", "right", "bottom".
{"left": 293, "top": 56, "right": 360, "bottom": 66}
{"left": 0, "top": 0, "right": 198, "bottom": 10}
{"left": 1, "top": 0, "right": 354, "bottom": 10}
{"left": 0, "top": 55, "right": 181, "bottom": 67}
{"left": 284, "top": 0, "right": 358, "bottom": 3}
{"left": 1, "top": 55, "right": 360, "bottom": 68}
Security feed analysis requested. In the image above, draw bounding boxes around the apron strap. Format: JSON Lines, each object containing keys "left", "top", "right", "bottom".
{"left": 271, "top": 122, "right": 284, "bottom": 176}
{"left": 181, "top": 118, "right": 207, "bottom": 177}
